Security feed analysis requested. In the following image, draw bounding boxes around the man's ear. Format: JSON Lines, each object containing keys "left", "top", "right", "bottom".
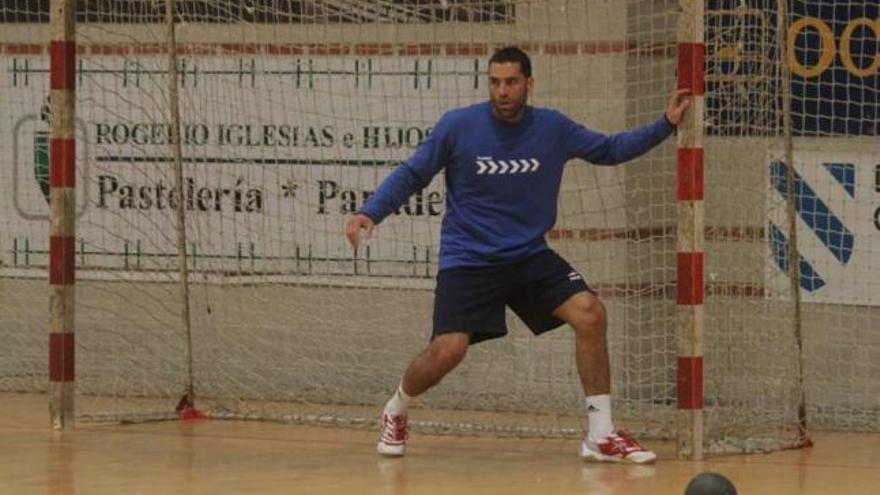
{"left": 527, "top": 77, "right": 535, "bottom": 96}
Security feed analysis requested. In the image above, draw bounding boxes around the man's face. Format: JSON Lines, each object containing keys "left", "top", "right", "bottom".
{"left": 488, "top": 62, "right": 532, "bottom": 123}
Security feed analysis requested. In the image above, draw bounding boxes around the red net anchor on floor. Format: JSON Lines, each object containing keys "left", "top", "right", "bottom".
{"left": 176, "top": 395, "right": 207, "bottom": 420}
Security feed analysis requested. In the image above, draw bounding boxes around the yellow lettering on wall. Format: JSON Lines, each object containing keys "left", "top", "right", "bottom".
{"left": 839, "top": 17, "right": 880, "bottom": 78}
{"left": 787, "top": 17, "right": 836, "bottom": 78}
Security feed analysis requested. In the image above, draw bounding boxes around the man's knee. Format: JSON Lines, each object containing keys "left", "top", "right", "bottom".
{"left": 560, "top": 293, "right": 607, "bottom": 332}
{"left": 427, "top": 332, "right": 469, "bottom": 369}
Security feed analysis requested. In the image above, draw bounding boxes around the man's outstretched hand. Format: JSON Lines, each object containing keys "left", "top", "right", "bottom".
{"left": 346, "top": 213, "right": 375, "bottom": 248}
{"left": 665, "top": 88, "right": 692, "bottom": 126}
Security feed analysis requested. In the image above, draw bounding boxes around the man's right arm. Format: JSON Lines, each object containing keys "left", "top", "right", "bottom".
{"left": 357, "top": 112, "right": 453, "bottom": 224}
{"left": 358, "top": 162, "right": 436, "bottom": 224}
{"left": 346, "top": 112, "right": 453, "bottom": 248}
{"left": 347, "top": 164, "right": 432, "bottom": 245}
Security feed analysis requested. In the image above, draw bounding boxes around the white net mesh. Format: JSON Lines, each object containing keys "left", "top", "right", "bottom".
{"left": 702, "top": 0, "right": 879, "bottom": 446}
{"left": 0, "top": 0, "right": 877, "bottom": 454}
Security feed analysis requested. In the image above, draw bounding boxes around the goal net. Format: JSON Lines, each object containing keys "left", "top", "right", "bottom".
{"left": 1, "top": 0, "right": 877, "bottom": 455}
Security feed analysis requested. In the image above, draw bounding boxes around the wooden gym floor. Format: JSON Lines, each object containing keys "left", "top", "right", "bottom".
{"left": 1, "top": 393, "right": 877, "bottom": 495}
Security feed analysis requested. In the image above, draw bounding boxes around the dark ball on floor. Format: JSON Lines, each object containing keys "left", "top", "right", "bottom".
{"left": 684, "top": 472, "right": 738, "bottom": 495}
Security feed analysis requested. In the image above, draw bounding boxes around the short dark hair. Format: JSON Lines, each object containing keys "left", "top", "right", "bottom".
{"left": 489, "top": 46, "right": 532, "bottom": 78}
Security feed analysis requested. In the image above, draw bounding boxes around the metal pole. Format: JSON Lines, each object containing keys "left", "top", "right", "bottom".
{"left": 48, "top": 0, "right": 77, "bottom": 430}
{"left": 165, "top": 0, "right": 196, "bottom": 410}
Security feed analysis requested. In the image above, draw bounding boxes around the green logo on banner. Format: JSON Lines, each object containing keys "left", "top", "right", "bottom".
{"left": 33, "top": 131, "right": 50, "bottom": 204}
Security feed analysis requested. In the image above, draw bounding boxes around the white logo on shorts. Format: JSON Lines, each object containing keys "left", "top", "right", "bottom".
{"left": 567, "top": 271, "right": 583, "bottom": 282}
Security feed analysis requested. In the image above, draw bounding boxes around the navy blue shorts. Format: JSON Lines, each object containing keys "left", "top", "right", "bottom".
{"left": 432, "top": 249, "right": 592, "bottom": 345}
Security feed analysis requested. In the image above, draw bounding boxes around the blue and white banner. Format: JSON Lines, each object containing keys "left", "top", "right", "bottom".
{"left": 768, "top": 149, "right": 880, "bottom": 306}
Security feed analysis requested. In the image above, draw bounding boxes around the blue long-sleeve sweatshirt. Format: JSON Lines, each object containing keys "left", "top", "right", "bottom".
{"left": 359, "top": 101, "right": 674, "bottom": 270}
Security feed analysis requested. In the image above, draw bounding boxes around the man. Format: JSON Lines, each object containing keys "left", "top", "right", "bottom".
{"left": 345, "top": 46, "right": 690, "bottom": 463}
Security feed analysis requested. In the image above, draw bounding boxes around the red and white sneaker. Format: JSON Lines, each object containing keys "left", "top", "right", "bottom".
{"left": 377, "top": 412, "right": 408, "bottom": 457}
{"left": 580, "top": 430, "right": 657, "bottom": 464}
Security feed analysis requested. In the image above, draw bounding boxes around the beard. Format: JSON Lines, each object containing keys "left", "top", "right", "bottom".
{"left": 490, "top": 97, "right": 527, "bottom": 122}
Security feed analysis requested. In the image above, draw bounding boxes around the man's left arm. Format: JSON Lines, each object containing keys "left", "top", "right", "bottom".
{"left": 566, "top": 89, "right": 691, "bottom": 165}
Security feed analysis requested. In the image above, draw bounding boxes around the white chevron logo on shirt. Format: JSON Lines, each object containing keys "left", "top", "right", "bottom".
{"left": 476, "top": 157, "right": 540, "bottom": 175}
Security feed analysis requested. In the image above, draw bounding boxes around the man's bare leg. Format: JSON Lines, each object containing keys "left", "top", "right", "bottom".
{"left": 553, "top": 291, "right": 610, "bottom": 397}
{"left": 378, "top": 332, "right": 469, "bottom": 456}
{"left": 554, "top": 291, "right": 656, "bottom": 463}
{"left": 401, "top": 332, "right": 470, "bottom": 396}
